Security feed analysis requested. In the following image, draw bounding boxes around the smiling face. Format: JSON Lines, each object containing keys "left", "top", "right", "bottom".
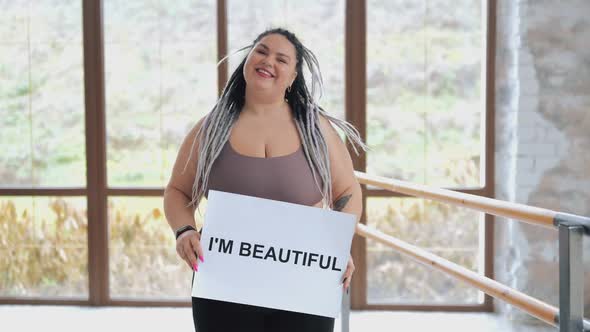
{"left": 243, "top": 33, "right": 298, "bottom": 98}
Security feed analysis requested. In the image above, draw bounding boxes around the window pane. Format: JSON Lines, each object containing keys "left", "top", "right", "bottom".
{"left": 108, "top": 196, "right": 207, "bottom": 299}
{"left": 0, "top": 1, "right": 85, "bottom": 187}
{"left": 104, "top": 0, "right": 217, "bottom": 187}
{"left": 0, "top": 196, "right": 88, "bottom": 298}
{"left": 366, "top": 197, "right": 483, "bottom": 304}
{"left": 0, "top": 2, "right": 27, "bottom": 43}
{"left": 29, "top": 1, "right": 83, "bottom": 44}
{"left": 0, "top": 44, "right": 33, "bottom": 186}
{"left": 31, "top": 42, "right": 86, "bottom": 186}
{"left": 424, "top": 0, "right": 483, "bottom": 187}
{"left": 367, "top": 0, "right": 426, "bottom": 184}
{"left": 228, "top": 0, "right": 345, "bottom": 120}
{"left": 367, "top": 0, "right": 484, "bottom": 187}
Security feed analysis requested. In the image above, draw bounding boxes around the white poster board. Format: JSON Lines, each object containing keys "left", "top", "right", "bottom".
{"left": 191, "top": 190, "right": 357, "bottom": 318}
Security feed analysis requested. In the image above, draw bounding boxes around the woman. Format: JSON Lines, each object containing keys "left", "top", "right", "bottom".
{"left": 163, "top": 27, "right": 367, "bottom": 332}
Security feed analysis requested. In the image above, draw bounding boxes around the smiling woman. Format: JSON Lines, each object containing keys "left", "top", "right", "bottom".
{"left": 163, "top": 27, "right": 368, "bottom": 332}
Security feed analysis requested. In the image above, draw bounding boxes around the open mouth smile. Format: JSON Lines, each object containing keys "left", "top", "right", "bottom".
{"left": 255, "top": 68, "right": 274, "bottom": 79}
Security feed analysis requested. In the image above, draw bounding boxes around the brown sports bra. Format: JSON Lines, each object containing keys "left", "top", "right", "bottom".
{"left": 204, "top": 139, "right": 324, "bottom": 206}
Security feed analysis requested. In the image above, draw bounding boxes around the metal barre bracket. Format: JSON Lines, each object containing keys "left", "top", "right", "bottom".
{"left": 557, "top": 221, "right": 585, "bottom": 332}
{"left": 554, "top": 213, "right": 590, "bottom": 235}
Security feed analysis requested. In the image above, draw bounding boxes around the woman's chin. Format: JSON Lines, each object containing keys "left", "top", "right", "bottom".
{"left": 251, "top": 76, "right": 275, "bottom": 85}
{"left": 247, "top": 80, "right": 276, "bottom": 92}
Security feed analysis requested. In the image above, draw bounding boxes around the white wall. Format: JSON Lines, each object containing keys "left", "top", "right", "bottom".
{"left": 494, "top": 0, "right": 590, "bottom": 323}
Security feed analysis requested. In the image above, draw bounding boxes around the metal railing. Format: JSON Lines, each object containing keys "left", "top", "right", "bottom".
{"left": 341, "top": 172, "right": 589, "bottom": 332}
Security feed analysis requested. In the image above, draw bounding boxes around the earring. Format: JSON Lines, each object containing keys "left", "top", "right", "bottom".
{"left": 285, "top": 86, "right": 291, "bottom": 102}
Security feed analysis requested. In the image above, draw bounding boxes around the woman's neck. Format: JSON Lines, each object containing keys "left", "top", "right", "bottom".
{"left": 243, "top": 91, "right": 289, "bottom": 117}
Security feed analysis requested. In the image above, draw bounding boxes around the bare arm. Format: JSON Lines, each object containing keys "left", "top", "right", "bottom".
{"left": 318, "top": 115, "right": 363, "bottom": 292}
{"left": 318, "top": 115, "right": 363, "bottom": 219}
{"left": 163, "top": 117, "right": 204, "bottom": 232}
{"left": 163, "top": 116, "right": 206, "bottom": 270}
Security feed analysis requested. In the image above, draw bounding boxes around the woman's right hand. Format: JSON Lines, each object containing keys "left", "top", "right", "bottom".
{"left": 176, "top": 229, "right": 204, "bottom": 271}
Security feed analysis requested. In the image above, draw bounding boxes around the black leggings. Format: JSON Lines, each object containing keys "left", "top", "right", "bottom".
{"left": 191, "top": 273, "right": 335, "bottom": 332}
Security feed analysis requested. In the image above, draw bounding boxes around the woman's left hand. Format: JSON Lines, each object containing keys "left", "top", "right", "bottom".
{"left": 342, "top": 255, "right": 355, "bottom": 292}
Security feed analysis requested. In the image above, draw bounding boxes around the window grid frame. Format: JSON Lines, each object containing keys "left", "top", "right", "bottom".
{"left": 0, "top": 0, "right": 496, "bottom": 311}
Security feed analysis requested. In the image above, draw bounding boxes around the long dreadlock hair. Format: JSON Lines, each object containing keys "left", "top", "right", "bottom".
{"left": 184, "top": 27, "right": 368, "bottom": 215}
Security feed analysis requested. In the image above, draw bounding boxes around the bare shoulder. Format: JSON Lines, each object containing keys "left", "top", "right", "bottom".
{"left": 316, "top": 113, "right": 349, "bottom": 162}
{"left": 317, "top": 113, "right": 343, "bottom": 145}
{"left": 316, "top": 113, "right": 358, "bottom": 199}
{"left": 177, "top": 114, "right": 208, "bottom": 165}
{"left": 166, "top": 114, "right": 208, "bottom": 199}
{"left": 186, "top": 114, "right": 208, "bottom": 149}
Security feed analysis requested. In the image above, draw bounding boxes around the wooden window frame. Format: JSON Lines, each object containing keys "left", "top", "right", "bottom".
{"left": 0, "top": 0, "right": 496, "bottom": 310}
{"left": 346, "top": 0, "right": 497, "bottom": 311}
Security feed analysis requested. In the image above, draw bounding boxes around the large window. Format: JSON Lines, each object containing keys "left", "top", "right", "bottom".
{"left": 0, "top": 0, "right": 493, "bottom": 309}
{"left": 364, "top": 0, "right": 489, "bottom": 307}
{"left": 104, "top": 0, "right": 217, "bottom": 188}
{"left": 366, "top": 0, "right": 483, "bottom": 187}
{"left": 0, "top": 2, "right": 86, "bottom": 186}
{"left": 0, "top": 1, "right": 88, "bottom": 299}
{"left": 103, "top": 0, "right": 217, "bottom": 299}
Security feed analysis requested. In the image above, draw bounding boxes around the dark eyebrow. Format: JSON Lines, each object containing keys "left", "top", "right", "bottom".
{"left": 258, "top": 43, "right": 291, "bottom": 61}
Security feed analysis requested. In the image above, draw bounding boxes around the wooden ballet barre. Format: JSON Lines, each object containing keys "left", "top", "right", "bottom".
{"left": 352, "top": 170, "right": 590, "bottom": 330}
{"left": 355, "top": 171, "right": 590, "bottom": 234}
{"left": 356, "top": 223, "right": 562, "bottom": 327}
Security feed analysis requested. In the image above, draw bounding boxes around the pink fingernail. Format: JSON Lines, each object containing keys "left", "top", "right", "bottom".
{"left": 193, "top": 263, "right": 198, "bottom": 271}
{"left": 200, "top": 256, "right": 204, "bottom": 263}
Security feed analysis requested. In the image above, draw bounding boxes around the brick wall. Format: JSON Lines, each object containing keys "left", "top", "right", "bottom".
{"left": 494, "top": 0, "right": 590, "bottom": 324}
